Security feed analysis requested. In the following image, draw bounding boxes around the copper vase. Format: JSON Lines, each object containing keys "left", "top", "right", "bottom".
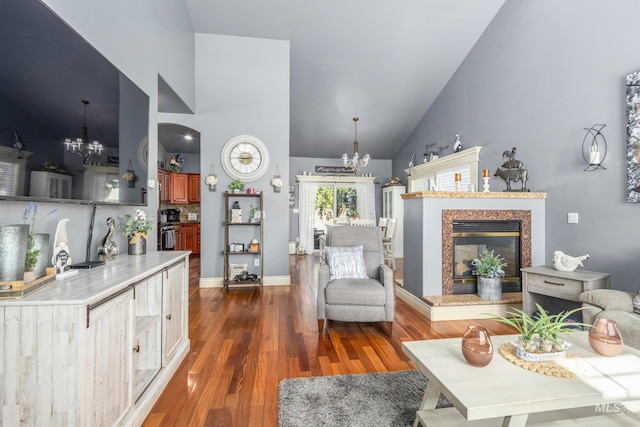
{"left": 589, "top": 318, "right": 623, "bottom": 357}
{"left": 461, "top": 325, "right": 493, "bottom": 367}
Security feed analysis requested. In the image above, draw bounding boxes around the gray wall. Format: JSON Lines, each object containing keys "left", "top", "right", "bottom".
{"left": 288, "top": 157, "right": 393, "bottom": 242}
{"left": 0, "top": 0, "right": 195, "bottom": 257}
{"left": 393, "top": 0, "right": 640, "bottom": 292}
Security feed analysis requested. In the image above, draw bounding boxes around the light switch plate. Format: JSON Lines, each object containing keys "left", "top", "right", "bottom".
{"left": 568, "top": 212, "right": 579, "bottom": 224}
{"left": 187, "top": 213, "right": 197, "bottom": 221}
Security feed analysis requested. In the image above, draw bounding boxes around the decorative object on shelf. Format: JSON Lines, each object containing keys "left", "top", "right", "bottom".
{"left": 97, "top": 217, "right": 119, "bottom": 262}
{"left": 229, "top": 263, "right": 248, "bottom": 277}
{"left": 221, "top": 134, "right": 270, "bottom": 182}
{"left": 471, "top": 249, "right": 506, "bottom": 300}
{"left": 461, "top": 325, "right": 493, "bottom": 367}
{"left": 589, "top": 318, "right": 623, "bottom": 357}
{"left": 234, "top": 271, "right": 258, "bottom": 282}
{"left": 453, "top": 134, "right": 463, "bottom": 153}
{"left": 552, "top": 250, "right": 589, "bottom": 272}
{"left": 247, "top": 187, "right": 256, "bottom": 194}
{"left": 423, "top": 143, "right": 436, "bottom": 163}
{"left": 0, "top": 224, "right": 29, "bottom": 282}
{"left": 118, "top": 209, "right": 155, "bottom": 255}
{"left": 384, "top": 177, "right": 403, "bottom": 186}
{"left": 63, "top": 99, "right": 104, "bottom": 165}
{"left": 582, "top": 124, "right": 607, "bottom": 171}
{"left": 229, "top": 179, "right": 245, "bottom": 193}
{"left": 408, "top": 153, "right": 415, "bottom": 170}
{"left": 271, "top": 165, "right": 283, "bottom": 192}
{"left": 51, "top": 218, "right": 72, "bottom": 271}
{"left": 489, "top": 304, "right": 587, "bottom": 361}
{"left": 249, "top": 205, "right": 261, "bottom": 223}
{"left": 169, "top": 153, "right": 184, "bottom": 172}
{"left": 341, "top": 117, "right": 370, "bottom": 175}
{"left": 205, "top": 164, "right": 218, "bottom": 191}
{"left": 231, "top": 201, "right": 242, "bottom": 223}
{"left": 122, "top": 159, "right": 136, "bottom": 188}
{"left": 13, "top": 131, "right": 23, "bottom": 151}
{"left": 494, "top": 146, "right": 529, "bottom": 191}
{"left": 482, "top": 169, "right": 491, "bottom": 192}
{"left": 23, "top": 202, "right": 57, "bottom": 280}
{"left": 249, "top": 239, "right": 260, "bottom": 252}
{"left": 454, "top": 173, "right": 462, "bottom": 191}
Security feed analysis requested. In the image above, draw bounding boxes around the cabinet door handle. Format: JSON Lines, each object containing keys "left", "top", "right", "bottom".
{"left": 543, "top": 280, "right": 565, "bottom": 286}
{"left": 133, "top": 344, "right": 140, "bottom": 353}
{"left": 166, "top": 314, "right": 172, "bottom": 320}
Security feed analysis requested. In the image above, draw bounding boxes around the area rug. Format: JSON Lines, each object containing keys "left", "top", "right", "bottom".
{"left": 278, "top": 370, "right": 452, "bottom": 427}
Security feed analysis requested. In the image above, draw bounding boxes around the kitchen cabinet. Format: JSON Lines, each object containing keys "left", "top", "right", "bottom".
{"left": 170, "top": 173, "right": 188, "bottom": 203}
{"left": 187, "top": 173, "right": 200, "bottom": 203}
{"left": 184, "top": 223, "right": 200, "bottom": 254}
{"left": 0, "top": 252, "right": 190, "bottom": 427}
{"left": 29, "top": 170, "right": 73, "bottom": 199}
{"left": 158, "top": 168, "right": 170, "bottom": 202}
{"left": 173, "top": 223, "right": 183, "bottom": 251}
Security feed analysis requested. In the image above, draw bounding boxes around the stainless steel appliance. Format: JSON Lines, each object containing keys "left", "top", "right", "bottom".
{"left": 166, "top": 208, "right": 180, "bottom": 223}
{"left": 160, "top": 224, "right": 176, "bottom": 250}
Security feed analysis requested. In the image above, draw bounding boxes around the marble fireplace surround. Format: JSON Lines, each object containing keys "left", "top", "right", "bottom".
{"left": 441, "top": 209, "right": 532, "bottom": 296}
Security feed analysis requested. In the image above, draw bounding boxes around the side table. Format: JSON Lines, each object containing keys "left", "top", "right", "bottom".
{"left": 521, "top": 266, "right": 610, "bottom": 315}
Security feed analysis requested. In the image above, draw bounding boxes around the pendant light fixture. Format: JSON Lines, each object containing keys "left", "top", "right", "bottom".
{"left": 341, "top": 116, "right": 370, "bottom": 175}
{"left": 64, "top": 99, "right": 104, "bottom": 164}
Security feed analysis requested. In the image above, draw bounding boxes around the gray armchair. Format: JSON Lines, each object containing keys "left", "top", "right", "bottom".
{"left": 317, "top": 225, "right": 395, "bottom": 335}
{"left": 580, "top": 289, "right": 640, "bottom": 349}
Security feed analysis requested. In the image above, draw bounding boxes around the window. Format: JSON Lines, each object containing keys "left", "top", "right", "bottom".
{"left": 314, "top": 186, "right": 357, "bottom": 242}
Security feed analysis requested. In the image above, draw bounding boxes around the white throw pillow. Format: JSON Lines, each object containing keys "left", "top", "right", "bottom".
{"left": 325, "top": 245, "right": 369, "bottom": 281}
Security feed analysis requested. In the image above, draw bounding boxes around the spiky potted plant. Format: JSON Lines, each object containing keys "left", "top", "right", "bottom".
{"left": 471, "top": 249, "right": 506, "bottom": 300}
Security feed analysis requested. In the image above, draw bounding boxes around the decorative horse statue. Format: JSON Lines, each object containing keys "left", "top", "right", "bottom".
{"left": 494, "top": 167, "right": 528, "bottom": 191}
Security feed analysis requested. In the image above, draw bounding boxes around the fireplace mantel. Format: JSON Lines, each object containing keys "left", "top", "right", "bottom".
{"left": 402, "top": 191, "right": 547, "bottom": 200}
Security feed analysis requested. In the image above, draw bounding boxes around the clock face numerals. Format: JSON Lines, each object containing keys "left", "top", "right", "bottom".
{"left": 221, "top": 135, "right": 270, "bottom": 182}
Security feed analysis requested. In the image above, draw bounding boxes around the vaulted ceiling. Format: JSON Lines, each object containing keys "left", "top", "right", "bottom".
{"left": 184, "top": 0, "right": 505, "bottom": 160}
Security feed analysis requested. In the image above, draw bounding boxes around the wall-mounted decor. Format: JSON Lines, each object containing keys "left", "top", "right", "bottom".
{"left": 627, "top": 70, "right": 640, "bottom": 202}
{"left": 582, "top": 124, "right": 607, "bottom": 171}
{"left": 221, "top": 135, "right": 270, "bottom": 182}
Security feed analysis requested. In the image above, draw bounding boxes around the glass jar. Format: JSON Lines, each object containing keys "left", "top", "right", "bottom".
{"left": 589, "top": 318, "right": 624, "bottom": 357}
{"left": 461, "top": 325, "right": 493, "bottom": 367}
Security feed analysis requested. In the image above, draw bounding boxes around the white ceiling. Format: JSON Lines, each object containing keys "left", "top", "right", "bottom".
{"left": 184, "top": 0, "right": 505, "bottom": 160}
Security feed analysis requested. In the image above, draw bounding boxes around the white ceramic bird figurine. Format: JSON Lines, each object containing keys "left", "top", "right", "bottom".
{"left": 552, "top": 251, "right": 590, "bottom": 272}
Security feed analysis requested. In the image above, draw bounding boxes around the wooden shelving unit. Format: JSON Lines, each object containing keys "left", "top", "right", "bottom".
{"left": 223, "top": 191, "right": 264, "bottom": 289}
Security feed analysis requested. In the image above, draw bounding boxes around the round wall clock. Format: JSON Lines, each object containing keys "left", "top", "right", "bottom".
{"left": 221, "top": 135, "right": 270, "bottom": 182}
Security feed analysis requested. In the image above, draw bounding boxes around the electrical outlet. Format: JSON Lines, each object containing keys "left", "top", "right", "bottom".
{"left": 254, "top": 258, "right": 260, "bottom": 266}
{"left": 568, "top": 212, "right": 579, "bottom": 224}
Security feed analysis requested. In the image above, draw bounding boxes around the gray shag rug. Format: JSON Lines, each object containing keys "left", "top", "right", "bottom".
{"left": 278, "top": 370, "right": 452, "bottom": 427}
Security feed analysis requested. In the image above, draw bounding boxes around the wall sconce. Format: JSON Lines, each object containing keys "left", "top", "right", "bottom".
{"left": 205, "top": 164, "right": 218, "bottom": 192}
{"left": 271, "top": 165, "right": 283, "bottom": 192}
{"left": 122, "top": 159, "right": 136, "bottom": 188}
{"left": 582, "top": 124, "right": 607, "bottom": 171}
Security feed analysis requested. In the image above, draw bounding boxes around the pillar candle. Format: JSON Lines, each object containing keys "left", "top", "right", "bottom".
{"left": 483, "top": 169, "right": 490, "bottom": 177}
{"left": 455, "top": 173, "right": 461, "bottom": 182}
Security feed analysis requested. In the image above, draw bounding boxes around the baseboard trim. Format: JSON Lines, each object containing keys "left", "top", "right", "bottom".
{"left": 395, "top": 286, "right": 521, "bottom": 321}
{"left": 200, "top": 275, "right": 291, "bottom": 288}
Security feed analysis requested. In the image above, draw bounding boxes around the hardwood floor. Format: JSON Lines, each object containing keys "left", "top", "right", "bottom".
{"left": 143, "top": 254, "right": 516, "bottom": 427}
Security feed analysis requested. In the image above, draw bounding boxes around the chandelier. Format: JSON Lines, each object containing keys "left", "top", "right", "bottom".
{"left": 64, "top": 99, "right": 104, "bottom": 164}
{"left": 341, "top": 117, "right": 370, "bottom": 175}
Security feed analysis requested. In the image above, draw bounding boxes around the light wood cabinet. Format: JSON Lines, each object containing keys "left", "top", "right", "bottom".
{"left": 83, "top": 288, "right": 135, "bottom": 425}
{"left": 0, "top": 252, "right": 190, "bottom": 427}
{"left": 163, "top": 261, "right": 186, "bottom": 363}
{"left": 170, "top": 173, "right": 188, "bottom": 203}
{"left": 187, "top": 173, "right": 200, "bottom": 203}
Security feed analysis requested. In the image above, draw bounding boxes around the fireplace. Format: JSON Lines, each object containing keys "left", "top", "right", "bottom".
{"left": 442, "top": 209, "right": 532, "bottom": 296}
{"left": 452, "top": 220, "right": 521, "bottom": 294}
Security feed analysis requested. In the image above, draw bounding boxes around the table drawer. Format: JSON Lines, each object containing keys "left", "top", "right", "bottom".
{"left": 526, "top": 274, "right": 584, "bottom": 300}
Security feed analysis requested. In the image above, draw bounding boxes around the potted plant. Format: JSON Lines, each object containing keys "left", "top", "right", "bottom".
{"left": 229, "top": 179, "right": 245, "bottom": 193}
{"left": 249, "top": 205, "right": 261, "bottom": 223}
{"left": 471, "top": 249, "right": 506, "bottom": 300}
{"left": 118, "top": 209, "right": 155, "bottom": 255}
{"left": 23, "top": 202, "right": 57, "bottom": 281}
{"left": 487, "top": 303, "right": 588, "bottom": 361}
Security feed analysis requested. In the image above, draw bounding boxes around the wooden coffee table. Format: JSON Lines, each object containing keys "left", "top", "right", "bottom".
{"left": 402, "top": 332, "right": 640, "bottom": 426}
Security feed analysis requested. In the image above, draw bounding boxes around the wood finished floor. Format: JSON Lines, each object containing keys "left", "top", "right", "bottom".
{"left": 142, "top": 255, "right": 516, "bottom": 427}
